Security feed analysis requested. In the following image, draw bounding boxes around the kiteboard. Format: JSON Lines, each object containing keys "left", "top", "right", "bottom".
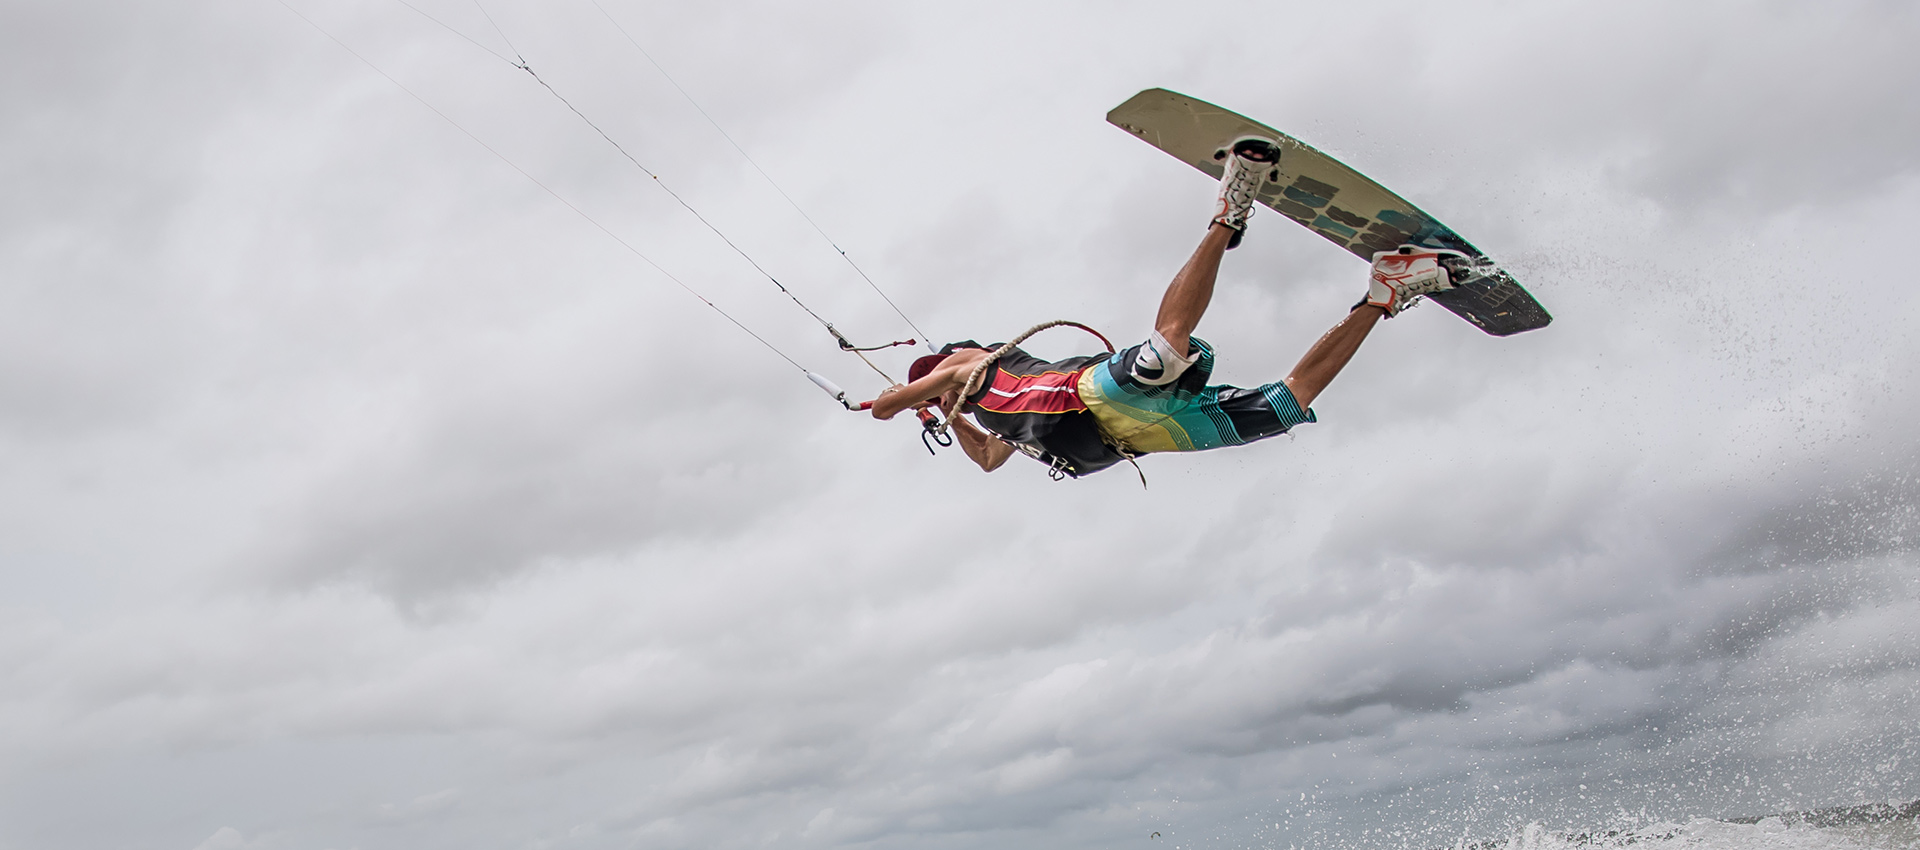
{"left": 1107, "top": 88, "right": 1551, "bottom": 336}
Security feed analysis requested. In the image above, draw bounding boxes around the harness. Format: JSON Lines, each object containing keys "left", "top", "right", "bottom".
{"left": 934, "top": 320, "right": 1114, "bottom": 442}
{"left": 931, "top": 321, "right": 1149, "bottom": 486}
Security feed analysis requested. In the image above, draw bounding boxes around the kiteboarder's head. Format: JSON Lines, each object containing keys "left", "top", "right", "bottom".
{"left": 907, "top": 342, "right": 989, "bottom": 407}
{"left": 906, "top": 352, "right": 952, "bottom": 406}
{"left": 907, "top": 352, "right": 949, "bottom": 385}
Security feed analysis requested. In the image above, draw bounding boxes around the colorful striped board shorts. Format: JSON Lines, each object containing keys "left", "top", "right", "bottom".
{"left": 1077, "top": 333, "right": 1315, "bottom": 454}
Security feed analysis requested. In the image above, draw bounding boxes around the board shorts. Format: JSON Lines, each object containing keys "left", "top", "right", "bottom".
{"left": 1077, "top": 330, "right": 1315, "bottom": 454}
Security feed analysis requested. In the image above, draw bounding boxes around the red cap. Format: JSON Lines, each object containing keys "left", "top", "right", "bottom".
{"left": 907, "top": 353, "right": 950, "bottom": 384}
{"left": 905, "top": 352, "right": 951, "bottom": 405}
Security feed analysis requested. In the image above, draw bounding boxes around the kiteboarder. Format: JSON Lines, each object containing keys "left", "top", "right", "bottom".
{"left": 863, "top": 137, "right": 1464, "bottom": 478}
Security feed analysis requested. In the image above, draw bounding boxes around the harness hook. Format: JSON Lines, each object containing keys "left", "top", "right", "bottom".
{"left": 918, "top": 409, "right": 952, "bottom": 455}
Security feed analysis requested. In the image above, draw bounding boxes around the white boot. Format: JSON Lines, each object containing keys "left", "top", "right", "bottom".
{"left": 1212, "top": 136, "right": 1280, "bottom": 249}
{"left": 1365, "top": 245, "right": 1467, "bottom": 316}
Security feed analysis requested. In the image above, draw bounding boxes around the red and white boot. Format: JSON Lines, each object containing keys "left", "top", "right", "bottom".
{"left": 1364, "top": 245, "right": 1468, "bottom": 316}
{"left": 1212, "top": 136, "right": 1281, "bottom": 249}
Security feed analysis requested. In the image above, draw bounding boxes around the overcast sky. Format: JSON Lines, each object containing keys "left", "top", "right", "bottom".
{"left": 2, "top": 2, "right": 1917, "bottom": 849}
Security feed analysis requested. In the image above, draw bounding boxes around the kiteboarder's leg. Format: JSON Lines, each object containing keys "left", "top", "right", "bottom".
{"left": 1153, "top": 223, "right": 1235, "bottom": 358}
{"left": 1156, "top": 137, "right": 1283, "bottom": 358}
{"left": 1284, "top": 304, "right": 1386, "bottom": 409}
{"left": 1282, "top": 246, "right": 1463, "bottom": 408}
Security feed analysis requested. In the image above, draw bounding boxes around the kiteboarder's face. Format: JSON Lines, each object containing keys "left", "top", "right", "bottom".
{"left": 934, "top": 388, "right": 962, "bottom": 413}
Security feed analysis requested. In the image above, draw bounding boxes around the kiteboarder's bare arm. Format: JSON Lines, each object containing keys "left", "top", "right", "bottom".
{"left": 866, "top": 349, "right": 990, "bottom": 420}
{"left": 947, "top": 413, "right": 1014, "bottom": 472}
{"left": 865, "top": 348, "right": 1008, "bottom": 472}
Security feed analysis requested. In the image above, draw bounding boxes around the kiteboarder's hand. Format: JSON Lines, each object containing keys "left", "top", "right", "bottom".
{"left": 868, "top": 385, "right": 909, "bottom": 420}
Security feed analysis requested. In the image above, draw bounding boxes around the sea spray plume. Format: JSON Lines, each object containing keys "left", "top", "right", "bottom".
{"left": 1425, "top": 798, "right": 1919, "bottom": 850}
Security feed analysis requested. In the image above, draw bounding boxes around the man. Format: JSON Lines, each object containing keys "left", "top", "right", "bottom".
{"left": 866, "top": 137, "right": 1461, "bottom": 477}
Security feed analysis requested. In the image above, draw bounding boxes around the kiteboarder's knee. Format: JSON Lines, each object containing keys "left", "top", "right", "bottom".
{"left": 1125, "top": 330, "right": 1199, "bottom": 387}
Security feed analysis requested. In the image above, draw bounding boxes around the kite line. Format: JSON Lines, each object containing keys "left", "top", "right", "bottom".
{"left": 281, "top": 0, "right": 932, "bottom": 410}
